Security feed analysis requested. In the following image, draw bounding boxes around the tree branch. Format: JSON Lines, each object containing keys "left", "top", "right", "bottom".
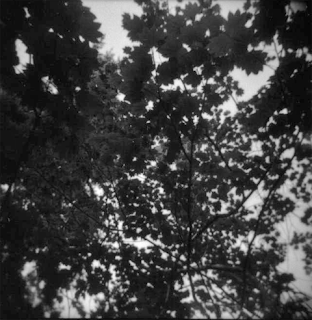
{"left": 0, "top": 110, "right": 41, "bottom": 224}
{"left": 180, "top": 263, "right": 244, "bottom": 274}
{"left": 186, "top": 137, "right": 195, "bottom": 281}
{"left": 196, "top": 261, "right": 221, "bottom": 318}
{"left": 206, "top": 274, "right": 263, "bottom": 319}
{"left": 192, "top": 129, "right": 302, "bottom": 242}
{"left": 241, "top": 136, "right": 303, "bottom": 307}
{"left": 187, "top": 270, "right": 210, "bottom": 318}
{"left": 204, "top": 131, "right": 232, "bottom": 172}
{"left": 192, "top": 161, "right": 272, "bottom": 241}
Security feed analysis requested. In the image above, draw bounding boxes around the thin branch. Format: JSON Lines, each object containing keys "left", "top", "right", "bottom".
{"left": 0, "top": 112, "right": 41, "bottom": 223}
{"left": 151, "top": 47, "right": 192, "bottom": 163}
{"left": 187, "top": 270, "right": 210, "bottom": 319}
{"left": 179, "top": 263, "right": 244, "bottom": 274}
{"left": 31, "top": 167, "right": 110, "bottom": 231}
{"left": 205, "top": 274, "right": 263, "bottom": 319}
{"left": 94, "top": 163, "right": 189, "bottom": 265}
{"left": 192, "top": 129, "right": 301, "bottom": 242}
{"left": 186, "top": 137, "right": 195, "bottom": 281}
{"left": 273, "top": 37, "right": 281, "bottom": 64}
{"left": 196, "top": 261, "right": 221, "bottom": 318}
{"left": 241, "top": 136, "right": 303, "bottom": 307}
{"left": 179, "top": 76, "right": 189, "bottom": 95}
{"left": 171, "top": 192, "right": 186, "bottom": 243}
{"left": 167, "top": 112, "right": 192, "bottom": 163}
{"left": 82, "top": 139, "right": 192, "bottom": 270}
{"left": 35, "top": 163, "right": 190, "bottom": 273}
{"left": 204, "top": 131, "right": 232, "bottom": 172}
{"left": 192, "top": 161, "right": 272, "bottom": 241}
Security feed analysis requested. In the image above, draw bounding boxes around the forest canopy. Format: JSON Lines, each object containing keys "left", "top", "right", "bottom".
{"left": 0, "top": 0, "right": 311, "bottom": 318}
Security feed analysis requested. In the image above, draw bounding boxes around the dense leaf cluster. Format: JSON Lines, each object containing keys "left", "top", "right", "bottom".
{"left": 0, "top": 0, "right": 311, "bottom": 318}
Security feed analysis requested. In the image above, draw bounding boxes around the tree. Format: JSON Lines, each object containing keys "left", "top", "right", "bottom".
{"left": 0, "top": 0, "right": 106, "bottom": 317}
{"left": 1, "top": 0, "right": 311, "bottom": 318}
{"left": 113, "top": 0, "right": 312, "bottom": 317}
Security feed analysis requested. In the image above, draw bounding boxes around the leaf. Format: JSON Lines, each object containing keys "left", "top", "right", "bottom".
{"left": 184, "top": 2, "right": 200, "bottom": 21}
{"left": 202, "top": 14, "right": 224, "bottom": 37}
{"left": 301, "top": 207, "right": 312, "bottom": 225}
{"left": 196, "top": 288, "right": 209, "bottom": 301}
{"left": 296, "top": 143, "right": 312, "bottom": 160}
{"left": 157, "top": 61, "right": 177, "bottom": 85}
{"left": 236, "top": 50, "right": 267, "bottom": 75}
{"left": 158, "top": 35, "right": 182, "bottom": 58}
{"left": 178, "top": 95, "right": 198, "bottom": 116}
{"left": 122, "top": 13, "right": 145, "bottom": 42}
{"left": 225, "top": 10, "right": 247, "bottom": 38}
{"left": 277, "top": 273, "right": 295, "bottom": 284}
{"left": 183, "top": 70, "right": 202, "bottom": 86}
{"left": 76, "top": 90, "right": 104, "bottom": 116}
{"left": 181, "top": 22, "right": 206, "bottom": 46}
{"left": 140, "top": 25, "right": 165, "bottom": 47}
{"left": 207, "top": 33, "right": 234, "bottom": 57}
{"left": 79, "top": 18, "right": 102, "bottom": 43}
{"left": 165, "top": 139, "right": 181, "bottom": 163}
{"left": 166, "top": 14, "right": 185, "bottom": 36}
{"left": 130, "top": 101, "right": 147, "bottom": 115}
{"left": 122, "top": 46, "right": 153, "bottom": 81}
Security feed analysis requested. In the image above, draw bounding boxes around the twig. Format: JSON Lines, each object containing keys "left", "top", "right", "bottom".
{"left": 187, "top": 270, "right": 210, "bottom": 318}
{"left": 241, "top": 134, "right": 304, "bottom": 308}
{"left": 1, "top": 112, "right": 41, "bottom": 223}
{"left": 204, "top": 131, "right": 232, "bottom": 172}
{"left": 196, "top": 261, "right": 221, "bottom": 318}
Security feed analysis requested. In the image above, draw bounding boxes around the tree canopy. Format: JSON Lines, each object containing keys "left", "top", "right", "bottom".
{"left": 0, "top": 0, "right": 311, "bottom": 318}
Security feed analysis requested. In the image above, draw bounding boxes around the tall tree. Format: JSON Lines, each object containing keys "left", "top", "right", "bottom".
{"left": 0, "top": 0, "right": 107, "bottom": 317}
{"left": 112, "top": 0, "right": 312, "bottom": 317}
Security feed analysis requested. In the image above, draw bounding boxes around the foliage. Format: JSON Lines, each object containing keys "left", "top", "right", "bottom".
{"left": 0, "top": 0, "right": 104, "bottom": 317}
{"left": 1, "top": 0, "right": 312, "bottom": 318}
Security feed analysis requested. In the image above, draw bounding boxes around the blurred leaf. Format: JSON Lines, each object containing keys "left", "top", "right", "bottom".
{"left": 207, "top": 33, "right": 234, "bottom": 57}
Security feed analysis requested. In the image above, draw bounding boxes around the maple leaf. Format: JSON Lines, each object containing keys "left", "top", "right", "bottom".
{"left": 158, "top": 35, "right": 182, "bottom": 58}
{"left": 207, "top": 33, "right": 234, "bottom": 57}
{"left": 123, "top": 13, "right": 145, "bottom": 42}
{"left": 184, "top": 2, "right": 201, "bottom": 21}
{"left": 236, "top": 50, "right": 267, "bottom": 75}
{"left": 76, "top": 90, "right": 104, "bottom": 116}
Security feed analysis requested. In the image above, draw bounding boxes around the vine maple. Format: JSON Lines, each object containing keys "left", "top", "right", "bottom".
{"left": 0, "top": 0, "right": 311, "bottom": 318}
{"left": 115, "top": 0, "right": 312, "bottom": 317}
